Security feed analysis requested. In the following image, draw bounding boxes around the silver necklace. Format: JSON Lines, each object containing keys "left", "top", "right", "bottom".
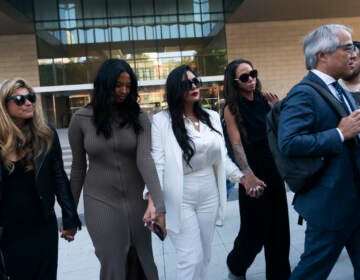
{"left": 185, "top": 115, "right": 200, "bottom": 127}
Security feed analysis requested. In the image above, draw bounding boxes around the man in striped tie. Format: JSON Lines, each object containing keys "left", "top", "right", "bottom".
{"left": 278, "top": 24, "right": 360, "bottom": 280}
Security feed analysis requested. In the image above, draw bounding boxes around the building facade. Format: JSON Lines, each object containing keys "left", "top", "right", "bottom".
{"left": 1, "top": 0, "right": 244, "bottom": 126}
{"left": 1, "top": 0, "right": 360, "bottom": 127}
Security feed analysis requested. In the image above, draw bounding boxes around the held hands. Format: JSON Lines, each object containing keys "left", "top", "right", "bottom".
{"left": 242, "top": 171, "right": 266, "bottom": 198}
{"left": 337, "top": 109, "right": 360, "bottom": 140}
{"left": 60, "top": 225, "right": 77, "bottom": 242}
{"left": 263, "top": 92, "right": 280, "bottom": 108}
{"left": 143, "top": 195, "right": 167, "bottom": 240}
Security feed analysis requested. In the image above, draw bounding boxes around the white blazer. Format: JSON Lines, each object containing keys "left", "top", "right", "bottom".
{"left": 151, "top": 109, "right": 242, "bottom": 233}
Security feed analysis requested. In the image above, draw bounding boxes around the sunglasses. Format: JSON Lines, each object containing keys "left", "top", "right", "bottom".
{"left": 182, "top": 77, "right": 202, "bottom": 90}
{"left": 234, "top": 69, "right": 258, "bottom": 83}
{"left": 6, "top": 92, "right": 36, "bottom": 106}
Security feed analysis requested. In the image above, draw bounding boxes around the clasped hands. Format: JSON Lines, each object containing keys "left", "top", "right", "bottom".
{"left": 60, "top": 225, "right": 77, "bottom": 242}
{"left": 232, "top": 171, "right": 266, "bottom": 198}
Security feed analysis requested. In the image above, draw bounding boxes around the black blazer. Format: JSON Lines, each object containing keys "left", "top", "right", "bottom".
{"left": 0, "top": 126, "right": 81, "bottom": 230}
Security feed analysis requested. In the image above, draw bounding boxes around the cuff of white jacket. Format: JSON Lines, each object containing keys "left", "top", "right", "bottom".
{"left": 228, "top": 170, "right": 244, "bottom": 183}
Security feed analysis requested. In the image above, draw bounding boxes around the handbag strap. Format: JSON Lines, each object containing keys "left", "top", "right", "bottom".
{"left": 299, "top": 80, "right": 348, "bottom": 118}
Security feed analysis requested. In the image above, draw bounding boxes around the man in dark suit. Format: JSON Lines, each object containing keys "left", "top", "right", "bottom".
{"left": 278, "top": 24, "right": 360, "bottom": 280}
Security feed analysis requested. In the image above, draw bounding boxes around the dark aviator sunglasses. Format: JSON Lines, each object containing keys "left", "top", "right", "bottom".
{"left": 6, "top": 92, "right": 36, "bottom": 106}
{"left": 182, "top": 77, "right": 202, "bottom": 90}
{"left": 234, "top": 69, "right": 258, "bottom": 83}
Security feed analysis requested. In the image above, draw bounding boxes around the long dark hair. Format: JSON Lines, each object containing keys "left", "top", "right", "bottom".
{"left": 223, "top": 59, "right": 262, "bottom": 140}
{"left": 166, "top": 64, "right": 220, "bottom": 166}
{"left": 91, "top": 59, "right": 141, "bottom": 138}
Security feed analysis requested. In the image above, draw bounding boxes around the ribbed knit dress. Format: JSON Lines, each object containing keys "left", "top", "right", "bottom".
{"left": 68, "top": 106, "right": 165, "bottom": 280}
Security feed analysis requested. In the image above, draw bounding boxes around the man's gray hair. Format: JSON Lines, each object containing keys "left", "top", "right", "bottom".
{"left": 303, "top": 24, "right": 352, "bottom": 70}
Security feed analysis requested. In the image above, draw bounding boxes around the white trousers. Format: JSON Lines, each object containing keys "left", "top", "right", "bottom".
{"left": 168, "top": 166, "right": 219, "bottom": 280}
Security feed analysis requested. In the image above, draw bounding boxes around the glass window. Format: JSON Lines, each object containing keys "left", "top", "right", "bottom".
{"left": 55, "top": 63, "right": 65, "bottom": 85}
{"left": 63, "top": 63, "right": 87, "bottom": 84}
{"left": 86, "top": 29, "right": 94, "bottom": 43}
{"left": 34, "top": 0, "right": 58, "bottom": 21}
{"left": 60, "top": 19, "right": 76, "bottom": 29}
{"left": 110, "top": 18, "right": 128, "bottom": 26}
{"left": 111, "top": 28, "right": 121, "bottom": 42}
{"left": 154, "top": 0, "right": 177, "bottom": 15}
{"left": 95, "top": 28, "right": 106, "bottom": 43}
{"left": 36, "top": 21, "right": 59, "bottom": 31}
{"left": 108, "top": 0, "right": 130, "bottom": 18}
{"left": 58, "top": 0, "right": 83, "bottom": 20}
{"left": 170, "top": 25, "right": 179, "bottom": 39}
{"left": 87, "top": 61, "right": 102, "bottom": 83}
{"left": 145, "top": 26, "right": 155, "bottom": 40}
{"left": 83, "top": 0, "right": 107, "bottom": 18}
{"left": 120, "top": 26, "right": 130, "bottom": 41}
{"left": 131, "top": 0, "right": 154, "bottom": 16}
{"left": 133, "top": 26, "right": 146, "bottom": 40}
{"left": 208, "top": 0, "right": 223, "bottom": 13}
{"left": 60, "top": 30, "right": 68, "bottom": 44}
{"left": 194, "top": 23, "right": 202, "bottom": 37}
{"left": 78, "top": 29, "right": 86, "bottom": 43}
{"left": 39, "top": 64, "right": 55, "bottom": 86}
{"left": 155, "top": 25, "right": 162, "bottom": 39}
{"left": 161, "top": 25, "right": 170, "bottom": 39}
{"left": 186, "top": 23, "right": 195, "bottom": 38}
{"left": 179, "top": 14, "right": 194, "bottom": 24}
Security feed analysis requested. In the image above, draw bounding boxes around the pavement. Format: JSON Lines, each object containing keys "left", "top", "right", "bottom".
{"left": 55, "top": 129, "right": 355, "bottom": 280}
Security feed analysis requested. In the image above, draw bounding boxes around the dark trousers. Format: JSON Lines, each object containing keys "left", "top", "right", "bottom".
{"left": 227, "top": 183, "right": 291, "bottom": 279}
{"left": 0, "top": 215, "right": 58, "bottom": 280}
{"left": 126, "top": 246, "right": 146, "bottom": 280}
{"left": 290, "top": 220, "right": 360, "bottom": 280}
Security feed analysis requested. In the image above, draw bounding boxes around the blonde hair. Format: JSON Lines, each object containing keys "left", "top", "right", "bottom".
{"left": 0, "top": 78, "right": 53, "bottom": 171}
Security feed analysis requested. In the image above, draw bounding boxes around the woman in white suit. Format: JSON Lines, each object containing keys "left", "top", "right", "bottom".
{"left": 150, "top": 65, "right": 243, "bottom": 280}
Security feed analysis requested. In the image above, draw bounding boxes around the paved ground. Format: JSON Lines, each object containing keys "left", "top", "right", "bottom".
{"left": 55, "top": 129, "right": 355, "bottom": 280}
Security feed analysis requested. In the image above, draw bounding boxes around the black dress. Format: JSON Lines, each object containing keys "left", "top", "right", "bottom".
{"left": 226, "top": 93, "right": 291, "bottom": 279}
{"left": 0, "top": 160, "right": 58, "bottom": 280}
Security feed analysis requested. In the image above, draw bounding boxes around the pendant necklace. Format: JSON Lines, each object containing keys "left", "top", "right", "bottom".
{"left": 185, "top": 115, "right": 200, "bottom": 128}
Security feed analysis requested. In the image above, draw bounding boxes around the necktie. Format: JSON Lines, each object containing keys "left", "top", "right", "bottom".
{"left": 333, "top": 81, "right": 360, "bottom": 144}
{"left": 333, "top": 81, "right": 350, "bottom": 113}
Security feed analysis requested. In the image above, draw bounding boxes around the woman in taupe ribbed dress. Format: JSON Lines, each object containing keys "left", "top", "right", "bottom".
{"left": 68, "top": 59, "right": 166, "bottom": 280}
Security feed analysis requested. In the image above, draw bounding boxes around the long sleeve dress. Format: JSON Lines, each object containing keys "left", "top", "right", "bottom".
{"left": 68, "top": 106, "right": 165, "bottom": 280}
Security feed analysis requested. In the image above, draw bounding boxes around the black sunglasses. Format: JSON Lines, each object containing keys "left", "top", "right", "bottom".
{"left": 234, "top": 69, "right": 258, "bottom": 83}
{"left": 182, "top": 77, "right": 202, "bottom": 90}
{"left": 6, "top": 92, "right": 36, "bottom": 106}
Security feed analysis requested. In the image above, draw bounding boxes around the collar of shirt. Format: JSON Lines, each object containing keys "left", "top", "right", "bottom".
{"left": 311, "top": 69, "right": 339, "bottom": 99}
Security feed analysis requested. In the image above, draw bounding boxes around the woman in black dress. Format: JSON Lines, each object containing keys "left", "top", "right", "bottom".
{"left": 0, "top": 78, "right": 81, "bottom": 280}
{"left": 223, "top": 59, "right": 290, "bottom": 280}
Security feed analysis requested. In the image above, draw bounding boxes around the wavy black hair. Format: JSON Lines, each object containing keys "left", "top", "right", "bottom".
{"left": 223, "top": 59, "right": 263, "bottom": 140}
{"left": 91, "top": 59, "right": 142, "bottom": 138}
{"left": 166, "top": 64, "right": 220, "bottom": 166}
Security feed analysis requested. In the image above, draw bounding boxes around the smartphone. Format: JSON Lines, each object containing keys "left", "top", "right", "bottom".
{"left": 152, "top": 222, "right": 165, "bottom": 241}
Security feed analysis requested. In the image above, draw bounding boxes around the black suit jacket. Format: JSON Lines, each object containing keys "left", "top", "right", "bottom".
{"left": 0, "top": 126, "right": 81, "bottom": 230}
